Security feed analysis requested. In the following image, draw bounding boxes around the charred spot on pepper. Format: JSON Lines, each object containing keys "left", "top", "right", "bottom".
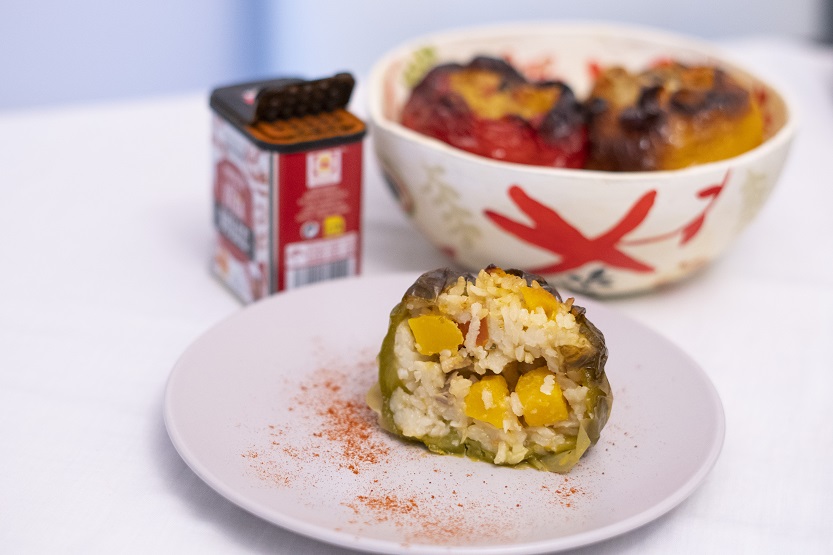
{"left": 403, "top": 268, "right": 474, "bottom": 303}
{"left": 466, "top": 56, "right": 528, "bottom": 88}
{"left": 618, "top": 85, "right": 665, "bottom": 131}
{"left": 540, "top": 102, "right": 585, "bottom": 142}
{"left": 669, "top": 70, "right": 748, "bottom": 116}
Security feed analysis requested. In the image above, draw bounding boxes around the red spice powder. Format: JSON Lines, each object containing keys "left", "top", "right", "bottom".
{"left": 316, "top": 396, "right": 390, "bottom": 474}
{"left": 342, "top": 488, "right": 504, "bottom": 545}
{"left": 540, "top": 476, "right": 588, "bottom": 508}
{"left": 244, "top": 355, "right": 388, "bottom": 462}
{"left": 240, "top": 348, "right": 596, "bottom": 547}
{"left": 241, "top": 449, "right": 291, "bottom": 486}
{"left": 300, "top": 363, "right": 391, "bottom": 475}
{"left": 352, "top": 494, "right": 418, "bottom": 520}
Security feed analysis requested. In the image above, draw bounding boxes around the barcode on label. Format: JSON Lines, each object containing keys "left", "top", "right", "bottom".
{"left": 283, "top": 233, "right": 358, "bottom": 289}
{"left": 285, "top": 259, "right": 355, "bottom": 289}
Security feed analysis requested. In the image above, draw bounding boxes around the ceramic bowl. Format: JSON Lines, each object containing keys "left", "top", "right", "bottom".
{"left": 368, "top": 22, "right": 795, "bottom": 296}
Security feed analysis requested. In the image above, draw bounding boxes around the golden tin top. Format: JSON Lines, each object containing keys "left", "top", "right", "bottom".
{"left": 210, "top": 73, "right": 366, "bottom": 153}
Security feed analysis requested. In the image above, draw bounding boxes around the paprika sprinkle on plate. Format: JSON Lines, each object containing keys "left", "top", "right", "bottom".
{"left": 240, "top": 348, "right": 596, "bottom": 547}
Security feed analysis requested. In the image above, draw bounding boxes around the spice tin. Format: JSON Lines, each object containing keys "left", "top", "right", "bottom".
{"left": 209, "top": 73, "right": 366, "bottom": 302}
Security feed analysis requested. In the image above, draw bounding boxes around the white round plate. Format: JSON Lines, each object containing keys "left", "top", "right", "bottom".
{"left": 164, "top": 273, "right": 725, "bottom": 554}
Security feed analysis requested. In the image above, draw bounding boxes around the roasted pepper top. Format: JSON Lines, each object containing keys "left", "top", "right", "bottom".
{"left": 586, "top": 63, "right": 764, "bottom": 171}
{"left": 401, "top": 57, "right": 588, "bottom": 168}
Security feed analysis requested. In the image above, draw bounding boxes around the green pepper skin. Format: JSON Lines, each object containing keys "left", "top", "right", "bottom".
{"left": 376, "top": 298, "right": 466, "bottom": 455}
{"left": 376, "top": 301, "right": 406, "bottom": 434}
{"left": 374, "top": 267, "right": 613, "bottom": 473}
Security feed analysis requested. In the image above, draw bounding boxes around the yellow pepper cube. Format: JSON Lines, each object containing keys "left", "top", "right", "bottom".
{"left": 407, "top": 314, "right": 464, "bottom": 356}
{"left": 515, "top": 367, "right": 569, "bottom": 426}
{"left": 464, "top": 374, "right": 512, "bottom": 429}
{"left": 520, "top": 286, "right": 560, "bottom": 318}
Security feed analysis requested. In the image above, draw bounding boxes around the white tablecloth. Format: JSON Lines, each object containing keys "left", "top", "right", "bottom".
{"left": 1, "top": 37, "right": 831, "bottom": 553}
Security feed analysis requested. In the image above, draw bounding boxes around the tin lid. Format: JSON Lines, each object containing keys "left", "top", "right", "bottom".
{"left": 210, "top": 74, "right": 366, "bottom": 153}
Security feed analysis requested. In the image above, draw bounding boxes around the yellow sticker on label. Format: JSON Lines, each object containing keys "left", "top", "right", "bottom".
{"left": 323, "top": 214, "right": 346, "bottom": 236}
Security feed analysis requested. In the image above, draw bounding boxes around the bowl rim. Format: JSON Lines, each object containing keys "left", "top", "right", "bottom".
{"left": 367, "top": 20, "right": 797, "bottom": 182}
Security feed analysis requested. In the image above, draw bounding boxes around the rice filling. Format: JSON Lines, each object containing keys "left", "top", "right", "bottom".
{"left": 370, "top": 266, "right": 612, "bottom": 473}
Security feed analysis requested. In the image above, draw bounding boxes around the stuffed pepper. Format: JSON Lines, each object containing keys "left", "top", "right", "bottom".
{"left": 401, "top": 56, "right": 588, "bottom": 168}
{"left": 367, "top": 266, "right": 612, "bottom": 473}
{"left": 586, "top": 62, "right": 764, "bottom": 171}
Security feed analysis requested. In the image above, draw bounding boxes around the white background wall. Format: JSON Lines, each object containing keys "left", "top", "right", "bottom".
{"left": 0, "top": 0, "right": 828, "bottom": 111}
{"left": 0, "top": 0, "right": 262, "bottom": 111}
{"left": 264, "top": 0, "right": 829, "bottom": 80}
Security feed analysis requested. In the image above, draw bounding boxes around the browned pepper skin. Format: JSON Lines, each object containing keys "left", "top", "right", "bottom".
{"left": 401, "top": 57, "right": 588, "bottom": 168}
{"left": 586, "top": 64, "right": 764, "bottom": 171}
{"left": 373, "top": 267, "right": 613, "bottom": 473}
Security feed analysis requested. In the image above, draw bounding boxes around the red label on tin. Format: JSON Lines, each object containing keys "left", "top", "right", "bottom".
{"left": 210, "top": 114, "right": 363, "bottom": 303}
{"left": 275, "top": 142, "right": 363, "bottom": 291}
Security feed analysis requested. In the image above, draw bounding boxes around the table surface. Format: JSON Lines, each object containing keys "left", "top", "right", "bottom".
{"left": 1, "top": 37, "right": 831, "bottom": 554}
